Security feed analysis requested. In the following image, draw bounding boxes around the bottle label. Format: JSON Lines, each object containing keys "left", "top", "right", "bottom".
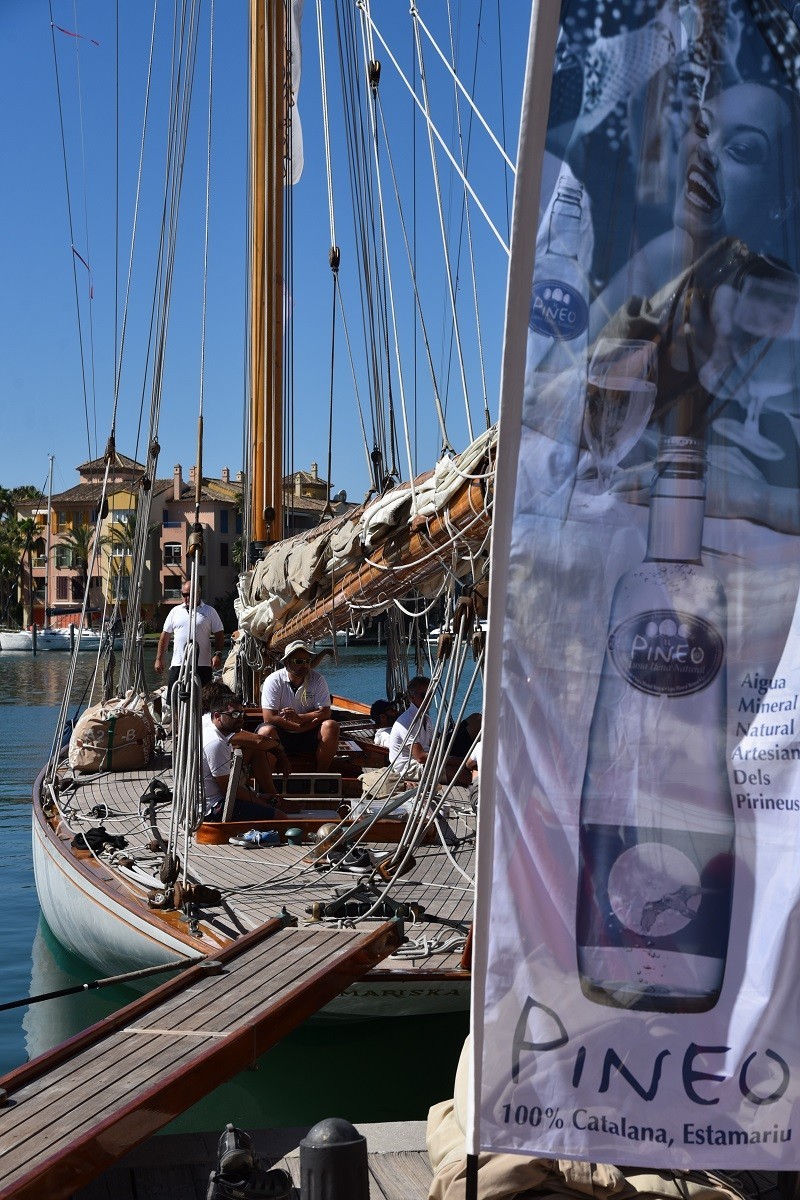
{"left": 529, "top": 278, "right": 588, "bottom": 341}
{"left": 577, "top": 822, "right": 733, "bottom": 961}
{"left": 608, "top": 608, "right": 724, "bottom": 697}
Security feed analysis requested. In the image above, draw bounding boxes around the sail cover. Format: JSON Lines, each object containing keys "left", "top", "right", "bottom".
{"left": 472, "top": 0, "right": 800, "bottom": 1170}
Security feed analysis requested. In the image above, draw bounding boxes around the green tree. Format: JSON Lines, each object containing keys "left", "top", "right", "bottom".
{"left": 0, "top": 486, "right": 40, "bottom": 623}
{"left": 58, "top": 522, "right": 96, "bottom": 621}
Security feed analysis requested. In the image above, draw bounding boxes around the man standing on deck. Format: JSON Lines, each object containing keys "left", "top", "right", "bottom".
{"left": 257, "top": 639, "right": 340, "bottom": 771}
{"left": 154, "top": 580, "right": 225, "bottom": 694}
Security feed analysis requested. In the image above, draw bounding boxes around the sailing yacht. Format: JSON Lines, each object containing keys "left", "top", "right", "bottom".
{"left": 28, "top": 1, "right": 514, "bottom": 1017}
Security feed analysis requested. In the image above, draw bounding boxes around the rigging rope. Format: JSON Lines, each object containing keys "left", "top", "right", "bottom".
{"left": 411, "top": 13, "right": 474, "bottom": 443}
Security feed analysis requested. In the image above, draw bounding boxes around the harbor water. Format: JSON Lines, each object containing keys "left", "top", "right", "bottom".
{"left": 0, "top": 641, "right": 479, "bottom": 1129}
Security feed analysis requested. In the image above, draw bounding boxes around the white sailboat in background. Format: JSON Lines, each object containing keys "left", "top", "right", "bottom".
{"left": 0, "top": 455, "right": 112, "bottom": 653}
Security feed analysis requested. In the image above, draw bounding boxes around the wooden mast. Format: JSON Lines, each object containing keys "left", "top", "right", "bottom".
{"left": 249, "top": 0, "right": 285, "bottom": 556}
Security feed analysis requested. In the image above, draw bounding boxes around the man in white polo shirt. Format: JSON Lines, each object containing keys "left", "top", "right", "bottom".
{"left": 155, "top": 579, "right": 225, "bottom": 695}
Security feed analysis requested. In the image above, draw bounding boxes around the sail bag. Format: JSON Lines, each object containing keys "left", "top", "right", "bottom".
{"left": 68, "top": 691, "right": 155, "bottom": 774}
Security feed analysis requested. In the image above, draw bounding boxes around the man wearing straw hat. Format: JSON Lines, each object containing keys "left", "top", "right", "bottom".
{"left": 257, "top": 640, "right": 340, "bottom": 771}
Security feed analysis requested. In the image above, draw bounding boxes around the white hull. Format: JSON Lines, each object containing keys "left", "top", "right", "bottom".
{"left": 32, "top": 785, "right": 200, "bottom": 979}
{"left": 1, "top": 628, "right": 118, "bottom": 652}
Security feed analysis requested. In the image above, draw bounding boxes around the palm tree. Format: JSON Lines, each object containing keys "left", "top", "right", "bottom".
{"left": 101, "top": 511, "right": 160, "bottom": 608}
{"left": 58, "top": 522, "right": 96, "bottom": 625}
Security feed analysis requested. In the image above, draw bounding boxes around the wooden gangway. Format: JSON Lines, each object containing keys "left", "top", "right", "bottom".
{"left": 0, "top": 915, "right": 402, "bottom": 1200}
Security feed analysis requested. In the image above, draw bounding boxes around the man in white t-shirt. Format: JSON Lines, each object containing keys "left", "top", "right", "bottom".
{"left": 202, "top": 691, "right": 302, "bottom": 821}
{"left": 388, "top": 676, "right": 434, "bottom": 779}
{"left": 258, "top": 639, "right": 340, "bottom": 770}
{"left": 388, "top": 676, "right": 471, "bottom": 783}
{"left": 370, "top": 699, "right": 399, "bottom": 749}
{"left": 155, "top": 580, "right": 225, "bottom": 694}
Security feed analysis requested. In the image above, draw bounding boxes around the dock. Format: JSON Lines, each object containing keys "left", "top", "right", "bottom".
{"left": 0, "top": 915, "right": 402, "bottom": 1199}
{"left": 72, "top": 1121, "right": 433, "bottom": 1199}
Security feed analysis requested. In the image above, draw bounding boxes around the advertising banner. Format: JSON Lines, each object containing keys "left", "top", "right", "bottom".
{"left": 472, "top": 0, "right": 800, "bottom": 1169}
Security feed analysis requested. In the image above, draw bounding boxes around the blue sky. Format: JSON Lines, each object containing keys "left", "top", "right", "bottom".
{"left": 1, "top": 1, "right": 528, "bottom": 502}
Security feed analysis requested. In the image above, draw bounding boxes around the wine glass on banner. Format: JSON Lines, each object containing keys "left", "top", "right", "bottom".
{"left": 583, "top": 338, "right": 658, "bottom": 492}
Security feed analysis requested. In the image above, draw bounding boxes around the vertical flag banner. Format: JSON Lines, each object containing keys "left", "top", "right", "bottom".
{"left": 473, "top": 0, "right": 800, "bottom": 1170}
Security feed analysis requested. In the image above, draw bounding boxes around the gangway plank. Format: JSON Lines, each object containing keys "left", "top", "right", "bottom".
{"left": 0, "top": 916, "right": 402, "bottom": 1200}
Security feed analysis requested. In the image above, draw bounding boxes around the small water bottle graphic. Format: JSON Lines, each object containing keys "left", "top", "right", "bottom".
{"left": 576, "top": 437, "right": 734, "bottom": 1013}
{"left": 523, "top": 168, "right": 593, "bottom": 457}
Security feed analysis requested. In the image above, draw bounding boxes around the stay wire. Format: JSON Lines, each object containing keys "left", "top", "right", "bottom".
{"left": 47, "top": 1, "right": 95, "bottom": 461}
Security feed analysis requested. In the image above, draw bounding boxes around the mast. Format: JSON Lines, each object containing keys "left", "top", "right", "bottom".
{"left": 249, "top": 0, "right": 286, "bottom": 558}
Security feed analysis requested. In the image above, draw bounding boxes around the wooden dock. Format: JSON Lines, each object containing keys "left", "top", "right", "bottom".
{"left": 71, "top": 1122, "right": 433, "bottom": 1199}
{"left": 0, "top": 916, "right": 402, "bottom": 1200}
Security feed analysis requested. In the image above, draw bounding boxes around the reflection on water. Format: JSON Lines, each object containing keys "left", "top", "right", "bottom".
{"left": 0, "top": 645, "right": 160, "bottom": 709}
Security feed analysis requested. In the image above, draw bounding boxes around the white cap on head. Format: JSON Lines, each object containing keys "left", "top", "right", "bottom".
{"left": 282, "top": 639, "right": 314, "bottom": 661}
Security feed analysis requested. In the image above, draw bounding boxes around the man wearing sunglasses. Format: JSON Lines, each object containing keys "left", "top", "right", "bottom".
{"left": 202, "top": 687, "right": 302, "bottom": 821}
{"left": 155, "top": 579, "right": 225, "bottom": 696}
{"left": 258, "top": 639, "right": 340, "bottom": 771}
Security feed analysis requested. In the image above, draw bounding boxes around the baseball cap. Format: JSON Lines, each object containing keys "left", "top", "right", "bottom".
{"left": 282, "top": 639, "right": 315, "bottom": 661}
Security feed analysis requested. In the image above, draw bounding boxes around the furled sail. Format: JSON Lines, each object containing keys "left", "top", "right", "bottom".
{"left": 238, "top": 426, "right": 495, "bottom": 650}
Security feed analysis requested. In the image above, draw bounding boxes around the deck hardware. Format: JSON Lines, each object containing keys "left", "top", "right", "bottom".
{"left": 196, "top": 958, "right": 225, "bottom": 976}
{"left": 300, "top": 1117, "right": 368, "bottom": 1200}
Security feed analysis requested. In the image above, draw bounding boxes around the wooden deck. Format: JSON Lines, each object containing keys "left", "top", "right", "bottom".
{"left": 72, "top": 1123, "right": 433, "bottom": 1199}
{"left": 0, "top": 918, "right": 402, "bottom": 1200}
{"left": 43, "top": 751, "right": 476, "bottom": 1008}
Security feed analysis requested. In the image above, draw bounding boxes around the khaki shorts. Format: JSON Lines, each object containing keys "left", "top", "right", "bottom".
{"left": 396, "top": 759, "right": 424, "bottom": 781}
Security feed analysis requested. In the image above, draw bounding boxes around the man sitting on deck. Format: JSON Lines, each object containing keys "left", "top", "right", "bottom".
{"left": 257, "top": 640, "right": 340, "bottom": 771}
{"left": 370, "top": 699, "right": 398, "bottom": 749}
{"left": 202, "top": 689, "right": 302, "bottom": 822}
{"left": 389, "top": 676, "right": 471, "bottom": 784}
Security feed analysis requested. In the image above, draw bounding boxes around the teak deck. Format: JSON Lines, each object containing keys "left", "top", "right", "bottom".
{"left": 44, "top": 753, "right": 476, "bottom": 992}
{"left": 0, "top": 918, "right": 402, "bottom": 1200}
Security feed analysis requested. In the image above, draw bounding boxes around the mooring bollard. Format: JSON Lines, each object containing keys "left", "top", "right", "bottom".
{"left": 299, "top": 1117, "right": 368, "bottom": 1200}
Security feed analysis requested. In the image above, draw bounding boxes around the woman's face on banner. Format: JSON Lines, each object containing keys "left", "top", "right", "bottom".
{"left": 675, "top": 82, "right": 795, "bottom": 251}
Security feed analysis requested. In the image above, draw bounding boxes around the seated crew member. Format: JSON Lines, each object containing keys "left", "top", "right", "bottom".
{"left": 257, "top": 640, "right": 340, "bottom": 771}
{"left": 202, "top": 692, "right": 302, "bottom": 821}
{"left": 450, "top": 712, "right": 482, "bottom": 775}
{"left": 369, "top": 699, "right": 399, "bottom": 749}
{"left": 389, "top": 676, "right": 472, "bottom": 784}
{"left": 203, "top": 680, "right": 293, "bottom": 779}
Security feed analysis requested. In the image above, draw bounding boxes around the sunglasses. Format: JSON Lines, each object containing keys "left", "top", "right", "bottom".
{"left": 219, "top": 709, "right": 245, "bottom": 719}
{"left": 287, "top": 656, "right": 311, "bottom": 665}
{"left": 181, "top": 592, "right": 191, "bottom": 599}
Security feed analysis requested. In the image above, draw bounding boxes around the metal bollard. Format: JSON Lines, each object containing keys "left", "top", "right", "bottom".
{"left": 299, "top": 1117, "right": 368, "bottom": 1200}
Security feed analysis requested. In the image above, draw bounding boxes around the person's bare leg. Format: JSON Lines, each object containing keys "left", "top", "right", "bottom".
{"left": 316, "top": 718, "right": 340, "bottom": 771}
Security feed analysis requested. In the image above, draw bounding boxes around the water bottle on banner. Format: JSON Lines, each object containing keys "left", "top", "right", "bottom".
{"left": 576, "top": 436, "right": 734, "bottom": 1012}
{"left": 523, "top": 165, "right": 592, "bottom": 436}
